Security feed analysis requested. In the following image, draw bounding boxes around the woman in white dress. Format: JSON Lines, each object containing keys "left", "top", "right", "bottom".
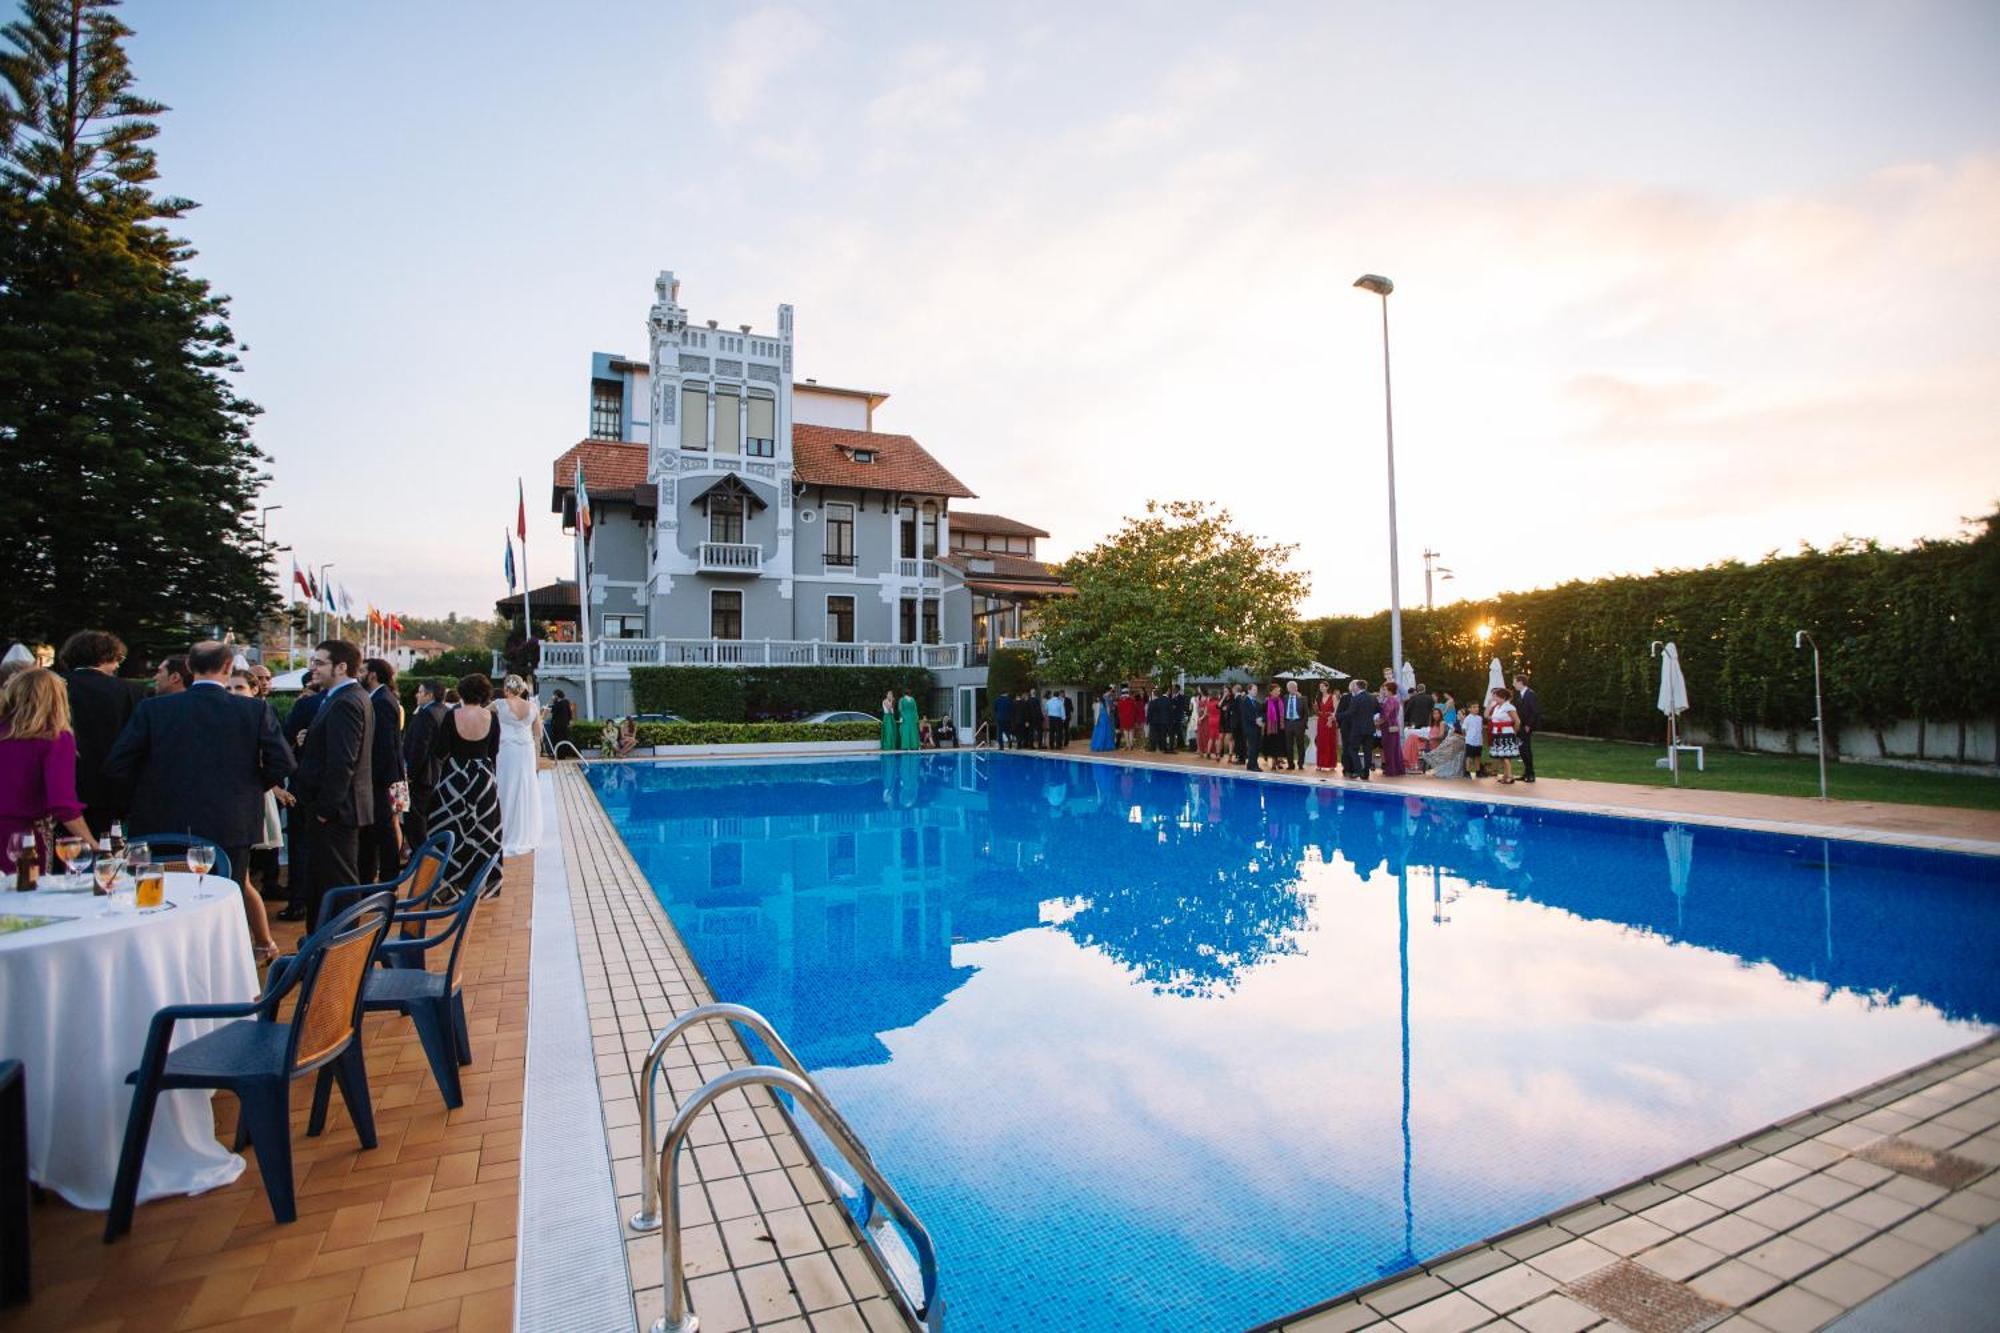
{"left": 495, "top": 675, "right": 543, "bottom": 855}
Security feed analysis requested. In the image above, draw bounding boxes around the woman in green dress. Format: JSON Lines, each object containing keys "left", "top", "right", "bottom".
{"left": 880, "top": 690, "right": 897, "bottom": 751}
{"left": 897, "top": 690, "right": 921, "bottom": 751}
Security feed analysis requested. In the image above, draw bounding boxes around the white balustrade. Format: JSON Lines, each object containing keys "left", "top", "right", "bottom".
{"left": 698, "top": 541, "right": 763, "bottom": 573}
{"left": 534, "top": 638, "right": 963, "bottom": 675}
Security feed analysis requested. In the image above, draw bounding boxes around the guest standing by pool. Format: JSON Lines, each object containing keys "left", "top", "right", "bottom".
{"left": 880, "top": 691, "right": 897, "bottom": 751}
{"left": 1314, "top": 684, "right": 1338, "bottom": 772}
{"left": 496, "top": 675, "right": 542, "bottom": 855}
{"left": 898, "top": 690, "right": 920, "bottom": 751}
{"left": 1488, "top": 687, "right": 1523, "bottom": 784}
{"left": 0, "top": 669, "right": 93, "bottom": 873}
{"left": 1091, "top": 690, "right": 1116, "bottom": 751}
{"left": 1513, "top": 674, "right": 1540, "bottom": 783}
{"left": 1379, "top": 682, "right": 1406, "bottom": 775}
{"left": 431, "top": 673, "right": 504, "bottom": 897}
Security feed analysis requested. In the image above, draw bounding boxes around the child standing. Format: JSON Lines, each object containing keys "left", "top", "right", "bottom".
{"left": 1487, "top": 687, "right": 1522, "bottom": 784}
{"left": 1462, "top": 704, "right": 1486, "bottom": 778}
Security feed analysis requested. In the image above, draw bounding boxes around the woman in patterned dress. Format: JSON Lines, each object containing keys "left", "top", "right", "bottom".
{"left": 430, "top": 673, "right": 504, "bottom": 899}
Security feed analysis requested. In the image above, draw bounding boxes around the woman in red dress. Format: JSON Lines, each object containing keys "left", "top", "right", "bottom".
{"left": 1196, "top": 689, "right": 1220, "bottom": 758}
{"left": 1314, "top": 683, "right": 1337, "bottom": 771}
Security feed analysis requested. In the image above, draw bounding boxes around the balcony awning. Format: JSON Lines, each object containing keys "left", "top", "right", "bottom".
{"left": 686, "top": 473, "right": 769, "bottom": 514}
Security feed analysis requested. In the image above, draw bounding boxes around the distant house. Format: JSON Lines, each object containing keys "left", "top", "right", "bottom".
{"left": 387, "top": 637, "right": 455, "bottom": 673}
{"left": 527, "top": 270, "right": 1070, "bottom": 723}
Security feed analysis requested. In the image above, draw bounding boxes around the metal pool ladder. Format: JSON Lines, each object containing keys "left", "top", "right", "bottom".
{"left": 631, "top": 1003, "right": 942, "bottom": 1333}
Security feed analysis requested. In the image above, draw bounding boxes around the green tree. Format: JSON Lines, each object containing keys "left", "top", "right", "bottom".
{"left": 1038, "top": 501, "right": 1308, "bottom": 685}
{"left": 0, "top": 0, "right": 273, "bottom": 660}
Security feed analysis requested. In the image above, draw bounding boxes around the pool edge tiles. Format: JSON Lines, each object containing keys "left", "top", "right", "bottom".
{"left": 1260, "top": 1031, "right": 2000, "bottom": 1333}
{"left": 552, "top": 763, "right": 920, "bottom": 1333}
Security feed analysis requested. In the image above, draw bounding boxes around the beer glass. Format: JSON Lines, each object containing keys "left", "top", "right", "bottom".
{"left": 135, "top": 866, "right": 167, "bottom": 911}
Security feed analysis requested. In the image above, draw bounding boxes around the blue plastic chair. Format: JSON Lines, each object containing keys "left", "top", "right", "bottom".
{"left": 350, "top": 853, "right": 500, "bottom": 1110}
{"left": 103, "top": 890, "right": 396, "bottom": 1241}
{"left": 123, "top": 834, "right": 231, "bottom": 879}
{"left": 319, "top": 829, "right": 456, "bottom": 969}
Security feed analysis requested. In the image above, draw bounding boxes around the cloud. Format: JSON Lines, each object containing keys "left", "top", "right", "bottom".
{"left": 865, "top": 45, "right": 987, "bottom": 133}
{"left": 706, "top": 7, "right": 822, "bottom": 129}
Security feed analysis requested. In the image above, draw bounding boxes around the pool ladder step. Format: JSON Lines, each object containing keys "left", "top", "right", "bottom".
{"left": 630, "top": 1003, "right": 942, "bottom": 1333}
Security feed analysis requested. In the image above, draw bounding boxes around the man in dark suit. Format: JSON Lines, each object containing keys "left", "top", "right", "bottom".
{"left": 401, "top": 679, "right": 450, "bottom": 846}
{"left": 292, "top": 640, "right": 374, "bottom": 929}
{"left": 275, "top": 680, "right": 324, "bottom": 921}
{"left": 1239, "top": 684, "right": 1264, "bottom": 772}
{"left": 1338, "top": 680, "right": 1378, "bottom": 779}
{"left": 1405, "top": 682, "right": 1433, "bottom": 736}
{"left": 1168, "top": 687, "right": 1190, "bottom": 755}
{"left": 547, "top": 689, "right": 573, "bottom": 752}
{"left": 101, "top": 640, "right": 295, "bottom": 882}
{"left": 1513, "top": 673, "right": 1540, "bottom": 782}
{"left": 56, "top": 629, "right": 136, "bottom": 837}
{"left": 991, "top": 691, "right": 1013, "bottom": 749}
{"left": 357, "top": 658, "right": 406, "bottom": 883}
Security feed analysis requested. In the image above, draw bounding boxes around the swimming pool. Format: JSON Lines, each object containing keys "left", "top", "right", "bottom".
{"left": 585, "top": 753, "right": 1999, "bottom": 1331}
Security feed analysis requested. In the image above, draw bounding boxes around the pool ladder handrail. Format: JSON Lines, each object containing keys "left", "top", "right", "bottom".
{"left": 634, "top": 1004, "right": 942, "bottom": 1333}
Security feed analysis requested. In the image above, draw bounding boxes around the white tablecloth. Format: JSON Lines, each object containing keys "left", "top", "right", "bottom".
{"left": 0, "top": 872, "right": 259, "bottom": 1209}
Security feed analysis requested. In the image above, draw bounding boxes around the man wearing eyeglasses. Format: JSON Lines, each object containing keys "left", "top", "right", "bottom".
{"left": 291, "top": 640, "right": 375, "bottom": 930}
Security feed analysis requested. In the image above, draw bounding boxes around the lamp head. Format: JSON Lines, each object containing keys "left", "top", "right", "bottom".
{"left": 1795, "top": 630, "right": 1806, "bottom": 648}
{"left": 1354, "top": 274, "right": 1394, "bottom": 296}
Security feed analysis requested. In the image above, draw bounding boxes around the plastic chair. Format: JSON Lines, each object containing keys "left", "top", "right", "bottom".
{"left": 123, "top": 834, "right": 230, "bottom": 878}
{"left": 103, "top": 891, "right": 396, "bottom": 1240}
{"left": 0, "top": 1060, "right": 26, "bottom": 1305}
{"left": 320, "top": 829, "right": 456, "bottom": 967}
{"left": 351, "top": 853, "right": 499, "bottom": 1110}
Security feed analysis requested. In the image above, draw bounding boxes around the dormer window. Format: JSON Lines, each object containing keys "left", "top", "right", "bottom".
{"left": 852, "top": 449, "right": 875, "bottom": 463}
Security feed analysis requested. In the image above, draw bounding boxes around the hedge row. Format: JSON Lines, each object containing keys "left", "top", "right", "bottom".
{"left": 569, "top": 720, "right": 880, "bottom": 748}
{"left": 1305, "top": 514, "right": 2000, "bottom": 748}
{"left": 628, "top": 666, "right": 935, "bottom": 721}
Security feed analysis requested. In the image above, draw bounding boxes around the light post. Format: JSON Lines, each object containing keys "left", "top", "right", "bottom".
{"left": 258, "top": 506, "right": 283, "bottom": 659}
{"left": 1795, "top": 631, "right": 1828, "bottom": 801}
{"left": 273, "top": 544, "right": 293, "bottom": 667}
{"left": 1422, "top": 547, "right": 1452, "bottom": 612}
{"left": 1355, "top": 274, "right": 1403, "bottom": 681}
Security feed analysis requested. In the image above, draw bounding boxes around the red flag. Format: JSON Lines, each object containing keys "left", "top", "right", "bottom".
{"left": 291, "top": 558, "right": 310, "bottom": 597}
{"left": 517, "top": 477, "right": 528, "bottom": 544}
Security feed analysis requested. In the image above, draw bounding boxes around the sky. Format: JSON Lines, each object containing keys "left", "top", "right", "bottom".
{"left": 124, "top": 0, "right": 2000, "bottom": 619}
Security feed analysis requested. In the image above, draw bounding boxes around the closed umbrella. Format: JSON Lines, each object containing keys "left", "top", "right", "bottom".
{"left": 1663, "top": 824, "right": 1694, "bottom": 932}
{"left": 1486, "top": 657, "right": 1505, "bottom": 699}
{"left": 1657, "top": 641, "right": 1689, "bottom": 784}
{"left": 1399, "top": 661, "right": 1416, "bottom": 693}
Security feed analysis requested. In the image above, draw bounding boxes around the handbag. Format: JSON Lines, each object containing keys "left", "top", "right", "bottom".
{"left": 389, "top": 779, "right": 411, "bottom": 815}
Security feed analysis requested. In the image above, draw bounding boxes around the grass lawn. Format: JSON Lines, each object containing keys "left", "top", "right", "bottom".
{"left": 1531, "top": 735, "right": 2000, "bottom": 811}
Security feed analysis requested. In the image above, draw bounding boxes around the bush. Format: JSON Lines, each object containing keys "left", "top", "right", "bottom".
{"left": 411, "top": 648, "right": 496, "bottom": 681}
{"left": 627, "top": 666, "right": 934, "bottom": 722}
{"left": 985, "top": 649, "right": 1037, "bottom": 717}
{"left": 569, "top": 719, "right": 879, "bottom": 749}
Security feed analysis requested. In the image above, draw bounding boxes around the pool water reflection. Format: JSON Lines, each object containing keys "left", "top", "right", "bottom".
{"left": 586, "top": 754, "right": 1998, "bottom": 1332}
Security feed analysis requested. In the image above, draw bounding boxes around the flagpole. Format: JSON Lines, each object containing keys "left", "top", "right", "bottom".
{"left": 575, "top": 506, "right": 596, "bottom": 721}
{"left": 519, "top": 478, "right": 534, "bottom": 658}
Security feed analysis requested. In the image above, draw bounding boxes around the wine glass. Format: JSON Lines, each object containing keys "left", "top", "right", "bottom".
{"left": 52, "top": 835, "right": 86, "bottom": 889}
{"left": 186, "top": 843, "right": 217, "bottom": 898}
{"left": 67, "top": 841, "right": 95, "bottom": 893}
{"left": 126, "top": 840, "right": 151, "bottom": 877}
{"left": 94, "top": 853, "right": 123, "bottom": 897}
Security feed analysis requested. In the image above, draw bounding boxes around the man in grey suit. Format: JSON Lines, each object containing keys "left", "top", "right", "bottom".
{"left": 292, "top": 639, "right": 374, "bottom": 929}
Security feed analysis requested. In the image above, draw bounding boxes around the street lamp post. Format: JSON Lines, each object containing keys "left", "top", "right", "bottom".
{"left": 1795, "top": 631, "right": 1828, "bottom": 801}
{"left": 273, "top": 544, "right": 293, "bottom": 667}
{"left": 1355, "top": 274, "right": 1403, "bottom": 680}
{"left": 258, "top": 506, "right": 283, "bottom": 660}
{"left": 1422, "top": 547, "right": 1452, "bottom": 612}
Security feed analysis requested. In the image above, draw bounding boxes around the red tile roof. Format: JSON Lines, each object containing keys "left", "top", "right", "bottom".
{"left": 553, "top": 439, "right": 649, "bottom": 499}
{"left": 947, "top": 510, "right": 1050, "bottom": 539}
{"left": 936, "top": 552, "right": 1070, "bottom": 595}
{"left": 792, "top": 424, "right": 975, "bottom": 498}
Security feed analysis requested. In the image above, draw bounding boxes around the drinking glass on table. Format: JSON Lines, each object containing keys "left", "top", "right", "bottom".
{"left": 53, "top": 835, "right": 87, "bottom": 888}
{"left": 66, "top": 840, "right": 95, "bottom": 892}
{"left": 94, "top": 853, "right": 124, "bottom": 897}
{"left": 134, "top": 865, "right": 166, "bottom": 911}
{"left": 126, "top": 840, "right": 151, "bottom": 877}
{"left": 186, "top": 842, "right": 217, "bottom": 897}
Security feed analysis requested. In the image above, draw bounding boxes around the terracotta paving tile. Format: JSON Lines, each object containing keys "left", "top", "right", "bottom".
{"left": 16, "top": 852, "right": 531, "bottom": 1331}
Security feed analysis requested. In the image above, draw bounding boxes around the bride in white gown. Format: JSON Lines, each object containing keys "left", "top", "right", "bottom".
{"left": 495, "top": 675, "right": 543, "bottom": 855}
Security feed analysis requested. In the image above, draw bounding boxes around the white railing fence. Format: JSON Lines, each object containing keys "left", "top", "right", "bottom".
{"left": 536, "top": 639, "right": 963, "bottom": 672}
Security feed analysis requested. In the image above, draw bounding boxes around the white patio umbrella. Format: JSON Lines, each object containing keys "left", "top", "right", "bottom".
{"left": 1398, "top": 661, "right": 1416, "bottom": 693}
{"left": 1486, "top": 657, "right": 1505, "bottom": 699}
{"left": 1657, "top": 640, "right": 1690, "bottom": 784}
{"left": 1663, "top": 824, "right": 1694, "bottom": 931}
{"left": 1, "top": 643, "right": 32, "bottom": 669}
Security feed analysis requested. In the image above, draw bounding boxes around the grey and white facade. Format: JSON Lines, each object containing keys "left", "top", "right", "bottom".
{"left": 535, "top": 272, "right": 1066, "bottom": 723}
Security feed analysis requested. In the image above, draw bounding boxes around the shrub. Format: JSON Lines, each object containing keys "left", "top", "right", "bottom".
{"left": 985, "top": 649, "right": 1037, "bottom": 715}
{"left": 411, "top": 648, "right": 496, "bottom": 681}
{"left": 627, "top": 666, "right": 934, "bottom": 722}
{"left": 568, "top": 719, "right": 879, "bottom": 749}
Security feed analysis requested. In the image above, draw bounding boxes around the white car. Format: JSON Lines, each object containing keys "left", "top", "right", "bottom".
{"left": 801, "top": 710, "right": 878, "bottom": 724}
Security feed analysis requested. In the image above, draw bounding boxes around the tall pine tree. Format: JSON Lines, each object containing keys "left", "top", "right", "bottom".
{"left": 0, "top": 0, "right": 273, "bottom": 661}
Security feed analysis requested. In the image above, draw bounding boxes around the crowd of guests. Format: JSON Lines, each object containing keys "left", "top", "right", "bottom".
{"left": 0, "top": 629, "right": 546, "bottom": 967}
{"left": 1080, "top": 672, "right": 1541, "bottom": 784}
{"left": 989, "top": 689, "right": 1072, "bottom": 750}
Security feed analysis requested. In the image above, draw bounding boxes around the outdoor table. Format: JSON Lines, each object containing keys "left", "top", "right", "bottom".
{"left": 0, "top": 871, "right": 258, "bottom": 1209}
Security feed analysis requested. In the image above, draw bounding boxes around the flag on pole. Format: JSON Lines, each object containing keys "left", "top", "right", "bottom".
{"left": 292, "top": 558, "right": 311, "bottom": 598}
{"left": 340, "top": 584, "right": 354, "bottom": 617}
{"left": 368, "top": 605, "right": 383, "bottom": 628}
{"left": 390, "top": 614, "right": 404, "bottom": 634}
{"left": 517, "top": 478, "right": 528, "bottom": 544}
{"left": 504, "top": 531, "right": 518, "bottom": 592}
{"left": 574, "top": 460, "right": 592, "bottom": 544}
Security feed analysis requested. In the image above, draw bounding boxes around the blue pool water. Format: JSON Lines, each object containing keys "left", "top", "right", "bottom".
{"left": 586, "top": 754, "right": 2000, "bottom": 1331}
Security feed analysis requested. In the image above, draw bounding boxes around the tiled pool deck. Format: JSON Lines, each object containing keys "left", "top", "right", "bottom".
{"left": 7, "top": 752, "right": 1994, "bottom": 1332}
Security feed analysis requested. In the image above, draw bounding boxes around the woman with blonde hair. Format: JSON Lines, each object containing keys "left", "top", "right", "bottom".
{"left": 494, "top": 674, "right": 543, "bottom": 856}
{"left": 0, "top": 669, "right": 94, "bottom": 872}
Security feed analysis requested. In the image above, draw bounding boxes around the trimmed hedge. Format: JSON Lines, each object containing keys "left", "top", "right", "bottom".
{"left": 569, "top": 719, "right": 879, "bottom": 748}
{"left": 411, "top": 648, "right": 495, "bottom": 679}
{"left": 628, "top": 666, "right": 934, "bottom": 722}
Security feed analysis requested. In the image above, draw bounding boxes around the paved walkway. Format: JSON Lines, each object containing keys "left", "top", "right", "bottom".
{"left": 10, "top": 858, "right": 532, "bottom": 1331}
{"left": 1010, "top": 741, "right": 2000, "bottom": 852}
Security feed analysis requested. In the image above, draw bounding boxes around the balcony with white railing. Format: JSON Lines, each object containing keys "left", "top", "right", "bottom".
{"left": 536, "top": 639, "right": 964, "bottom": 673}
{"left": 894, "top": 558, "right": 940, "bottom": 580}
{"left": 698, "top": 541, "right": 763, "bottom": 574}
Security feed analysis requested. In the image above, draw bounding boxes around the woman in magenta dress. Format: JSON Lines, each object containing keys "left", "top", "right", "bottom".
{"left": 1378, "top": 681, "right": 1406, "bottom": 776}
{"left": 1263, "top": 687, "right": 1284, "bottom": 764}
{"left": 0, "top": 669, "right": 93, "bottom": 872}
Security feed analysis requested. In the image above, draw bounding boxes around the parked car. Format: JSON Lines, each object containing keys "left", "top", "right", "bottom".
{"left": 632, "top": 712, "right": 687, "bottom": 724}
{"left": 801, "top": 710, "right": 877, "bottom": 724}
